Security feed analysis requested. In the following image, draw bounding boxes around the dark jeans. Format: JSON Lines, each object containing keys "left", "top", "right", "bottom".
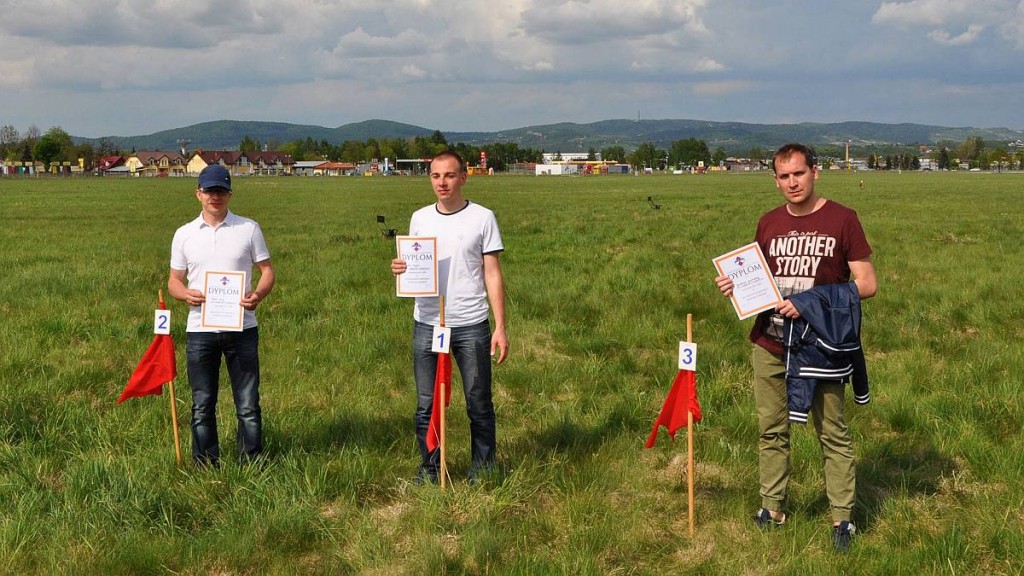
{"left": 413, "top": 320, "right": 495, "bottom": 476}
{"left": 186, "top": 327, "right": 262, "bottom": 465}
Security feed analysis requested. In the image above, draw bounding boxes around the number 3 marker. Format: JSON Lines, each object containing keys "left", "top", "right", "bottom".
{"left": 679, "top": 341, "right": 697, "bottom": 371}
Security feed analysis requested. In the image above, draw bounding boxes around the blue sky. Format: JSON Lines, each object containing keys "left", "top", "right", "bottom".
{"left": 1, "top": 0, "right": 1021, "bottom": 138}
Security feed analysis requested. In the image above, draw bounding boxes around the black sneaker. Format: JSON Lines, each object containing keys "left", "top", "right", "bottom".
{"left": 414, "top": 468, "right": 439, "bottom": 485}
{"left": 753, "top": 508, "right": 786, "bottom": 528}
{"left": 832, "top": 521, "right": 856, "bottom": 553}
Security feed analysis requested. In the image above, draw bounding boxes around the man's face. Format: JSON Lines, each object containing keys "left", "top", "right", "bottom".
{"left": 773, "top": 154, "right": 818, "bottom": 207}
{"left": 429, "top": 157, "right": 466, "bottom": 203}
{"left": 196, "top": 186, "right": 232, "bottom": 216}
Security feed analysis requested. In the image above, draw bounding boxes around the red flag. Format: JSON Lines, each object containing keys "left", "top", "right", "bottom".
{"left": 645, "top": 369, "right": 702, "bottom": 448}
{"left": 117, "top": 299, "right": 177, "bottom": 404}
{"left": 425, "top": 351, "right": 452, "bottom": 452}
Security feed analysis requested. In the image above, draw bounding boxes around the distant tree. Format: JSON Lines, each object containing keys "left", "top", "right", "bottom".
{"left": 451, "top": 142, "right": 480, "bottom": 166}
{"left": 279, "top": 140, "right": 305, "bottom": 161}
{"left": 956, "top": 136, "right": 985, "bottom": 167}
{"left": 587, "top": 147, "right": 597, "bottom": 161}
{"left": 94, "top": 137, "right": 120, "bottom": 158}
{"left": 33, "top": 126, "right": 74, "bottom": 169}
{"left": 33, "top": 134, "right": 64, "bottom": 169}
{"left": 867, "top": 154, "right": 876, "bottom": 170}
{"left": 938, "top": 147, "right": 950, "bottom": 170}
{"left": 379, "top": 141, "right": 396, "bottom": 165}
{"left": 74, "top": 143, "right": 95, "bottom": 170}
{"left": 669, "top": 138, "right": 710, "bottom": 168}
{"left": 749, "top": 146, "right": 766, "bottom": 163}
{"left": 411, "top": 135, "right": 437, "bottom": 157}
{"left": 0, "top": 125, "right": 20, "bottom": 159}
{"left": 430, "top": 130, "right": 447, "bottom": 146}
{"left": 630, "top": 141, "right": 661, "bottom": 170}
{"left": 600, "top": 146, "right": 626, "bottom": 163}
{"left": 712, "top": 146, "right": 727, "bottom": 165}
{"left": 387, "top": 137, "right": 410, "bottom": 160}
{"left": 24, "top": 124, "right": 41, "bottom": 144}
{"left": 340, "top": 140, "right": 365, "bottom": 163}
{"left": 239, "top": 135, "right": 261, "bottom": 152}
{"left": 364, "top": 138, "right": 382, "bottom": 161}
{"left": 911, "top": 155, "right": 921, "bottom": 170}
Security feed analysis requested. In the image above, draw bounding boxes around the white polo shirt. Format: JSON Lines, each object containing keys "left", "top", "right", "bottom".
{"left": 409, "top": 201, "right": 503, "bottom": 327}
{"left": 170, "top": 211, "right": 271, "bottom": 332}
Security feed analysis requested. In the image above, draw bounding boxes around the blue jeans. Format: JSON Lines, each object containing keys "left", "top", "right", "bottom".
{"left": 413, "top": 320, "right": 495, "bottom": 476}
{"left": 186, "top": 327, "right": 263, "bottom": 465}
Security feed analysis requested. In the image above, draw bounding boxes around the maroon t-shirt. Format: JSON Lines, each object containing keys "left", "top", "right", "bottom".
{"left": 750, "top": 200, "right": 872, "bottom": 355}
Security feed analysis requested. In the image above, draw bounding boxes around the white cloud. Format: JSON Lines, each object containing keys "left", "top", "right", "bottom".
{"left": 0, "top": 0, "right": 1021, "bottom": 137}
{"left": 521, "top": 0, "right": 708, "bottom": 45}
{"left": 872, "top": 0, "right": 1022, "bottom": 47}
{"left": 694, "top": 58, "right": 726, "bottom": 72}
{"left": 401, "top": 64, "right": 429, "bottom": 79}
{"left": 872, "top": 0, "right": 975, "bottom": 27}
{"left": 999, "top": 1, "right": 1024, "bottom": 48}
{"left": 928, "top": 24, "right": 985, "bottom": 45}
{"left": 333, "top": 27, "right": 431, "bottom": 58}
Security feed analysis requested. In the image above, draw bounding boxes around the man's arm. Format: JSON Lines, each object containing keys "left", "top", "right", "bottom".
{"left": 483, "top": 252, "right": 508, "bottom": 364}
{"left": 242, "top": 259, "right": 276, "bottom": 310}
{"left": 849, "top": 258, "right": 877, "bottom": 300}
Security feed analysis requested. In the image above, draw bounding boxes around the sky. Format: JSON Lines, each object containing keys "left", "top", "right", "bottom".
{"left": 1, "top": 0, "right": 1022, "bottom": 138}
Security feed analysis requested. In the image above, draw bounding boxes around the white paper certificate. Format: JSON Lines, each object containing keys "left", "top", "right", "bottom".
{"left": 396, "top": 236, "right": 439, "bottom": 297}
{"left": 713, "top": 243, "right": 784, "bottom": 320}
{"left": 200, "top": 270, "right": 245, "bottom": 331}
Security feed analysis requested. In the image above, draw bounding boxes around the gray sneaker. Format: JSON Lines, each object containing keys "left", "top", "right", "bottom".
{"left": 753, "top": 508, "right": 786, "bottom": 528}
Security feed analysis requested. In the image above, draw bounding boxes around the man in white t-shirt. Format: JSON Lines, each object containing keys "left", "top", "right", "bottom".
{"left": 391, "top": 150, "right": 508, "bottom": 484}
{"left": 168, "top": 164, "right": 276, "bottom": 466}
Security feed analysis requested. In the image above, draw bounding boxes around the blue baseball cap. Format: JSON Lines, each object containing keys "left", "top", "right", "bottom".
{"left": 197, "top": 164, "right": 231, "bottom": 191}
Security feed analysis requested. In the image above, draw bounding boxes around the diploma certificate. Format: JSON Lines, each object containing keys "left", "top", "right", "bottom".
{"left": 200, "top": 270, "right": 245, "bottom": 331}
{"left": 396, "top": 236, "right": 439, "bottom": 297}
{"left": 713, "top": 243, "right": 784, "bottom": 320}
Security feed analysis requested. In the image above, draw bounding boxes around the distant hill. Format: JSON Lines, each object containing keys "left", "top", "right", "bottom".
{"left": 75, "top": 119, "right": 433, "bottom": 152}
{"left": 74, "top": 118, "right": 1024, "bottom": 154}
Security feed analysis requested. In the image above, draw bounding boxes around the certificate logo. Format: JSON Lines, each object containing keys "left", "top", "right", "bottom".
{"left": 734, "top": 256, "right": 745, "bottom": 267}
{"left": 412, "top": 242, "right": 422, "bottom": 251}
{"left": 220, "top": 276, "right": 231, "bottom": 285}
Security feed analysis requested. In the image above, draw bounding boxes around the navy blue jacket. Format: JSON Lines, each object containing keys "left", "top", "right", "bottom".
{"left": 782, "top": 282, "right": 870, "bottom": 424}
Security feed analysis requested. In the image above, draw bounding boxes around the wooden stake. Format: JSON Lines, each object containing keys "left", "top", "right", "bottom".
{"left": 159, "top": 289, "right": 182, "bottom": 465}
{"left": 439, "top": 295, "right": 448, "bottom": 491}
{"left": 169, "top": 379, "right": 182, "bottom": 465}
{"left": 686, "top": 313, "right": 695, "bottom": 536}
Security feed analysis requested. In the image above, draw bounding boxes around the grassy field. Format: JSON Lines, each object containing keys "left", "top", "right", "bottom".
{"left": 1, "top": 170, "right": 1022, "bottom": 574}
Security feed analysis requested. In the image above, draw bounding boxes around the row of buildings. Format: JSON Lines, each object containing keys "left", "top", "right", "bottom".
{"left": 98, "top": 150, "right": 297, "bottom": 177}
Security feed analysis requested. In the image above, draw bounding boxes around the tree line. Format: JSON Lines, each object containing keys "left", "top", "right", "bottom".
{"left": 3, "top": 122, "right": 1021, "bottom": 173}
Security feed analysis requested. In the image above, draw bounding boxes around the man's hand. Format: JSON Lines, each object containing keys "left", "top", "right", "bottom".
{"left": 715, "top": 274, "right": 734, "bottom": 297}
{"left": 491, "top": 328, "right": 508, "bottom": 364}
{"left": 241, "top": 291, "right": 263, "bottom": 311}
{"left": 391, "top": 257, "right": 406, "bottom": 275}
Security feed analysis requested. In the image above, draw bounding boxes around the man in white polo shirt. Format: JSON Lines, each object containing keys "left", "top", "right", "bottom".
{"left": 167, "top": 164, "right": 276, "bottom": 466}
{"left": 391, "top": 150, "right": 508, "bottom": 484}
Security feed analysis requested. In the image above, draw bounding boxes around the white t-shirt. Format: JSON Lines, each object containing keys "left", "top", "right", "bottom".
{"left": 409, "top": 201, "right": 503, "bottom": 327}
{"left": 170, "top": 211, "right": 271, "bottom": 332}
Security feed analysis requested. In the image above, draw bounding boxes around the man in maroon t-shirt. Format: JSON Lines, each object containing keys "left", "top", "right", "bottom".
{"left": 716, "top": 143, "right": 877, "bottom": 552}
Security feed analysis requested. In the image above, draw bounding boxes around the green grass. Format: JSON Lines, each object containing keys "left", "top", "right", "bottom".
{"left": 1, "top": 171, "right": 1022, "bottom": 574}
